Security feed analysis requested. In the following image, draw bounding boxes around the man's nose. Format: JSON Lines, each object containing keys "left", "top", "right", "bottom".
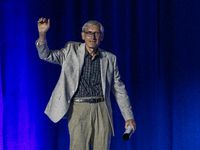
{"left": 91, "top": 33, "right": 96, "bottom": 39}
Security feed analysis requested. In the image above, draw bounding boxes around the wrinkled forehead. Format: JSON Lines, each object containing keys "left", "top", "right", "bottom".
{"left": 84, "top": 25, "right": 101, "bottom": 32}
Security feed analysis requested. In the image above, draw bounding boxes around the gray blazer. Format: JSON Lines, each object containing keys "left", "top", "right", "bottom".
{"left": 36, "top": 41, "right": 134, "bottom": 134}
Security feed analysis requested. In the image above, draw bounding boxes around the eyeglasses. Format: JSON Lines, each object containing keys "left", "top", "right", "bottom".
{"left": 84, "top": 32, "right": 101, "bottom": 37}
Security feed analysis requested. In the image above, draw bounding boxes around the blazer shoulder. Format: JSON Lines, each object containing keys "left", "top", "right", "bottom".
{"left": 63, "top": 41, "right": 84, "bottom": 54}
{"left": 100, "top": 49, "right": 117, "bottom": 60}
{"left": 64, "top": 41, "right": 82, "bottom": 49}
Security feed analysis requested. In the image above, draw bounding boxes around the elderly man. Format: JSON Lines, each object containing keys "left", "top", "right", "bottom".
{"left": 36, "top": 17, "right": 136, "bottom": 150}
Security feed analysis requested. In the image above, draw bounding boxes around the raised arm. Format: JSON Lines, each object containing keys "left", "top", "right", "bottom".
{"left": 36, "top": 17, "right": 68, "bottom": 65}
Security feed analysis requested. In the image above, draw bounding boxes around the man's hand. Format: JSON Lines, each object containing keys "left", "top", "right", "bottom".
{"left": 38, "top": 17, "right": 50, "bottom": 33}
{"left": 125, "top": 119, "right": 136, "bottom": 133}
{"left": 37, "top": 17, "right": 50, "bottom": 45}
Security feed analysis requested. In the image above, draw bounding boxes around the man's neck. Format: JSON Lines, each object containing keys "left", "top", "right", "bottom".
{"left": 86, "top": 47, "right": 98, "bottom": 60}
{"left": 86, "top": 47, "right": 97, "bottom": 57}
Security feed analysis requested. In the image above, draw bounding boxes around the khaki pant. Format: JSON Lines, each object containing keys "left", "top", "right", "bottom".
{"left": 67, "top": 101, "right": 112, "bottom": 150}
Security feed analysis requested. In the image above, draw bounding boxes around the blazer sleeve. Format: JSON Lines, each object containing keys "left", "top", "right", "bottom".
{"left": 111, "top": 56, "right": 134, "bottom": 121}
{"left": 35, "top": 40, "right": 71, "bottom": 65}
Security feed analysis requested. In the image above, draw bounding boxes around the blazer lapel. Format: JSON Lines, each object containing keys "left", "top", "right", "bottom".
{"left": 99, "top": 49, "right": 108, "bottom": 98}
{"left": 76, "top": 43, "right": 85, "bottom": 82}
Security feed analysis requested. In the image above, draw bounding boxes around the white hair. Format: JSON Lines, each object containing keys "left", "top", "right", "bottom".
{"left": 82, "top": 20, "right": 104, "bottom": 33}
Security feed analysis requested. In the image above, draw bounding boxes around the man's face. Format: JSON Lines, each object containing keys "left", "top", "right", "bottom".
{"left": 81, "top": 25, "right": 104, "bottom": 50}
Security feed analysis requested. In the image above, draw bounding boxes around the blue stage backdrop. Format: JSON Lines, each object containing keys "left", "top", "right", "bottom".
{"left": 1, "top": 0, "right": 200, "bottom": 149}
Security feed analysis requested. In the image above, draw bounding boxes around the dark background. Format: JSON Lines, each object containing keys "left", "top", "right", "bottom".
{"left": 1, "top": 0, "right": 200, "bottom": 149}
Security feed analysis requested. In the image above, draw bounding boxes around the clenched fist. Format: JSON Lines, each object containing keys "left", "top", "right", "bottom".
{"left": 37, "top": 17, "right": 50, "bottom": 45}
{"left": 38, "top": 17, "right": 50, "bottom": 33}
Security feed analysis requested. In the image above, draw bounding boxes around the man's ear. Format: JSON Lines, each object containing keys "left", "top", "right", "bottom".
{"left": 100, "top": 33, "right": 104, "bottom": 41}
{"left": 81, "top": 32, "right": 85, "bottom": 40}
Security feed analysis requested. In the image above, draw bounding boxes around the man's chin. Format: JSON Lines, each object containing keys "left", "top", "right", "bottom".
{"left": 85, "top": 43, "right": 99, "bottom": 50}
{"left": 88, "top": 45, "right": 98, "bottom": 49}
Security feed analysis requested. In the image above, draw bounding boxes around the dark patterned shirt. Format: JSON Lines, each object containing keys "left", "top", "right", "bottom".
{"left": 73, "top": 48, "right": 103, "bottom": 98}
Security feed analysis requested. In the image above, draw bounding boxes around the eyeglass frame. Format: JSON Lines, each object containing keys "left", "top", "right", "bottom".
{"left": 83, "top": 31, "right": 102, "bottom": 38}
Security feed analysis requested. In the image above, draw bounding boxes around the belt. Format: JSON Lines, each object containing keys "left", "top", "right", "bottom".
{"left": 72, "top": 97, "right": 104, "bottom": 103}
